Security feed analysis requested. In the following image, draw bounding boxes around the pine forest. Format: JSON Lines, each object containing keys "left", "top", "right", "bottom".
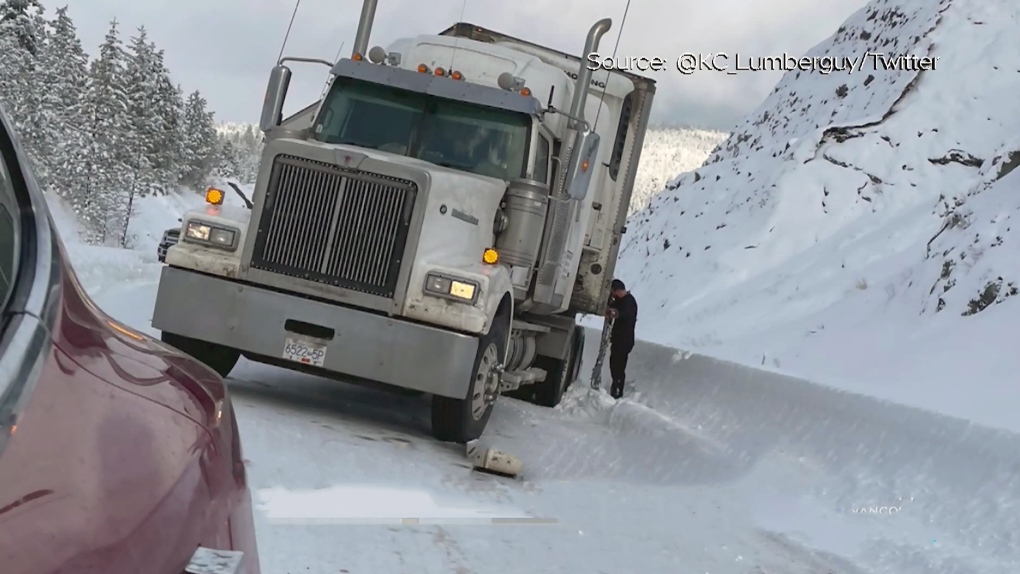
{"left": 0, "top": 0, "right": 263, "bottom": 247}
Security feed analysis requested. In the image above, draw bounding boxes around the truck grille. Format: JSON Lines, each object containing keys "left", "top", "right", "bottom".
{"left": 249, "top": 154, "right": 417, "bottom": 298}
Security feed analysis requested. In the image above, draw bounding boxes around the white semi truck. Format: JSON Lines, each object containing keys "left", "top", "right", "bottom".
{"left": 152, "top": 0, "right": 656, "bottom": 443}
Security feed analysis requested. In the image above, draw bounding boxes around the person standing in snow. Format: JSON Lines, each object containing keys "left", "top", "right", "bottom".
{"left": 605, "top": 278, "right": 638, "bottom": 399}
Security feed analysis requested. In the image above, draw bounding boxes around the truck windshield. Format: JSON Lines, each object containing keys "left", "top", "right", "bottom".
{"left": 313, "top": 77, "right": 531, "bottom": 181}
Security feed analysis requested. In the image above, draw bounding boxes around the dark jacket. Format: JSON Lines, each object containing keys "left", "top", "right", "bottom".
{"left": 608, "top": 292, "right": 637, "bottom": 349}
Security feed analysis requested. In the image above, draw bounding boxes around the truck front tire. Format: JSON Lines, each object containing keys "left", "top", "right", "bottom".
{"left": 431, "top": 316, "right": 508, "bottom": 443}
{"left": 160, "top": 331, "right": 240, "bottom": 379}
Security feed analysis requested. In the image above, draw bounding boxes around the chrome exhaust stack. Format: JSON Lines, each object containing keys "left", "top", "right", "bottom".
{"left": 531, "top": 18, "right": 612, "bottom": 310}
{"left": 352, "top": 0, "right": 378, "bottom": 57}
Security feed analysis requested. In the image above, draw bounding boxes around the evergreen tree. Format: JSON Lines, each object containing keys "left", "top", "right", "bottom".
{"left": 0, "top": 4, "right": 242, "bottom": 246}
{"left": 124, "top": 26, "right": 163, "bottom": 198}
{"left": 45, "top": 6, "right": 93, "bottom": 211}
{"left": 20, "top": 12, "right": 62, "bottom": 187}
{"left": 0, "top": 0, "right": 42, "bottom": 55}
{"left": 0, "top": 2, "right": 52, "bottom": 183}
{"left": 179, "top": 90, "right": 218, "bottom": 189}
{"left": 212, "top": 139, "right": 241, "bottom": 179}
{"left": 82, "top": 18, "right": 133, "bottom": 244}
{"left": 150, "top": 48, "right": 185, "bottom": 193}
{"left": 0, "top": 20, "right": 30, "bottom": 132}
{"left": 215, "top": 122, "right": 264, "bottom": 184}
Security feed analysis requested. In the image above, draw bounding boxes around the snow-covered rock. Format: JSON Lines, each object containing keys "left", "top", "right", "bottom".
{"left": 613, "top": 0, "right": 1019, "bottom": 425}
{"left": 926, "top": 142, "right": 1020, "bottom": 314}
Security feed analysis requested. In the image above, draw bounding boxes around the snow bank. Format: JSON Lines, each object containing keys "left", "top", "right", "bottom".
{"left": 614, "top": 0, "right": 1019, "bottom": 430}
{"left": 43, "top": 186, "right": 238, "bottom": 295}
{"left": 478, "top": 330, "right": 1020, "bottom": 573}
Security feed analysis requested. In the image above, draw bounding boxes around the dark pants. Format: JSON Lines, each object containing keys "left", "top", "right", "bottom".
{"left": 609, "top": 343, "right": 632, "bottom": 399}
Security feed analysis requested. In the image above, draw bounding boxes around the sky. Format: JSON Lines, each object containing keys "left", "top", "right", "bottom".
{"left": 61, "top": 0, "right": 869, "bottom": 131}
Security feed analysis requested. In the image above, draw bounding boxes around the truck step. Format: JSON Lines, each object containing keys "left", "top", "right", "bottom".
{"left": 499, "top": 367, "right": 546, "bottom": 391}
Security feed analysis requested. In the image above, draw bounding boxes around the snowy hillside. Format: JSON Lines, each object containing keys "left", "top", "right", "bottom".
{"left": 615, "top": 0, "right": 1019, "bottom": 429}
{"left": 630, "top": 125, "right": 727, "bottom": 213}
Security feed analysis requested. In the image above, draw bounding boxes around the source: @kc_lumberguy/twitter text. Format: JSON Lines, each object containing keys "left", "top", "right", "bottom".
{"left": 586, "top": 52, "right": 939, "bottom": 75}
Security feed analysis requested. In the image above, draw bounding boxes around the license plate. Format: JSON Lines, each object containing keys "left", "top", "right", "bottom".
{"left": 283, "top": 336, "right": 327, "bottom": 367}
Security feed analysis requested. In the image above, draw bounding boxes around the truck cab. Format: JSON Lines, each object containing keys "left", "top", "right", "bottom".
{"left": 152, "top": 0, "right": 655, "bottom": 443}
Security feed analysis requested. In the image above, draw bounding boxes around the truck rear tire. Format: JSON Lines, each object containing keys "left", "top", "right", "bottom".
{"left": 160, "top": 331, "right": 240, "bottom": 379}
{"left": 516, "top": 325, "right": 584, "bottom": 407}
{"left": 431, "top": 316, "right": 508, "bottom": 443}
{"left": 531, "top": 355, "right": 568, "bottom": 407}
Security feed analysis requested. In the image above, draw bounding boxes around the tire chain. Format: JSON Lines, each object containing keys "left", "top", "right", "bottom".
{"left": 590, "top": 318, "right": 614, "bottom": 390}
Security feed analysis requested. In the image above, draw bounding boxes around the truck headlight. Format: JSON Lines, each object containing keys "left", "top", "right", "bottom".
{"left": 183, "top": 220, "right": 239, "bottom": 250}
{"left": 424, "top": 272, "right": 479, "bottom": 303}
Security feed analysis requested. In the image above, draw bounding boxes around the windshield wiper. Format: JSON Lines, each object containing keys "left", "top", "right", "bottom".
{"left": 225, "top": 182, "right": 253, "bottom": 209}
{"left": 432, "top": 160, "right": 473, "bottom": 171}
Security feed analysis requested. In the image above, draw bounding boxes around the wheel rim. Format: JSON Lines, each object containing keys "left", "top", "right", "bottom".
{"left": 471, "top": 342, "right": 499, "bottom": 420}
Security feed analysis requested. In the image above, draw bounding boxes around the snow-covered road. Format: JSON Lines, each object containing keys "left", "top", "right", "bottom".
{"left": 86, "top": 273, "right": 1019, "bottom": 574}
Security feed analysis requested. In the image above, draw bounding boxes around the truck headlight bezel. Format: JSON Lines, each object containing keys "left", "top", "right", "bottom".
{"left": 182, "top": 219, "right": 239, "bottom": 251}
{"left": 423, "top": 272, "right": 479, "bottom": 304}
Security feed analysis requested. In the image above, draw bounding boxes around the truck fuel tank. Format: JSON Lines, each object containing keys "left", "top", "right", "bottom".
{"left": 494, "top": 178, "right": 550, "bottom": 297}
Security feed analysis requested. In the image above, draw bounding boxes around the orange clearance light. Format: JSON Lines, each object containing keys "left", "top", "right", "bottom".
{"left": 205, "top": 187, "right": 224, "bottom": 205}
{"left": 482, "top": 248, "right": 499, "bottom": 264}
{"left": 451, "top": 71, "right": 462, "bottom": 80}
{"left": 434, "top": 67, "right": 445, "bottom": 76}
{"left": 520, "top": 87, "right": 531, "bottom": 96}
{"left": 581, "top": 159, "right": 589, "bottom": 172}
{"left": 352, "top": 53, "right": 363, "bottom": 61}
{"left": 417, "top": 63, "right": 428, "bottom": 73}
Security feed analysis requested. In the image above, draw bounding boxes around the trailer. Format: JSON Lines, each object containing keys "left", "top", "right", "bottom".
{"left": 152, "top": 0, "right": 656, "bottom": 442}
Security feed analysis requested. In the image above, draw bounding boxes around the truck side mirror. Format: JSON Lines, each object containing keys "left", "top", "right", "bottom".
{"left": 563, "top": 129, "right": 600, "bottom": 201}
{"left": 259, "top": 65, "right": 292, "bottom": 132}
